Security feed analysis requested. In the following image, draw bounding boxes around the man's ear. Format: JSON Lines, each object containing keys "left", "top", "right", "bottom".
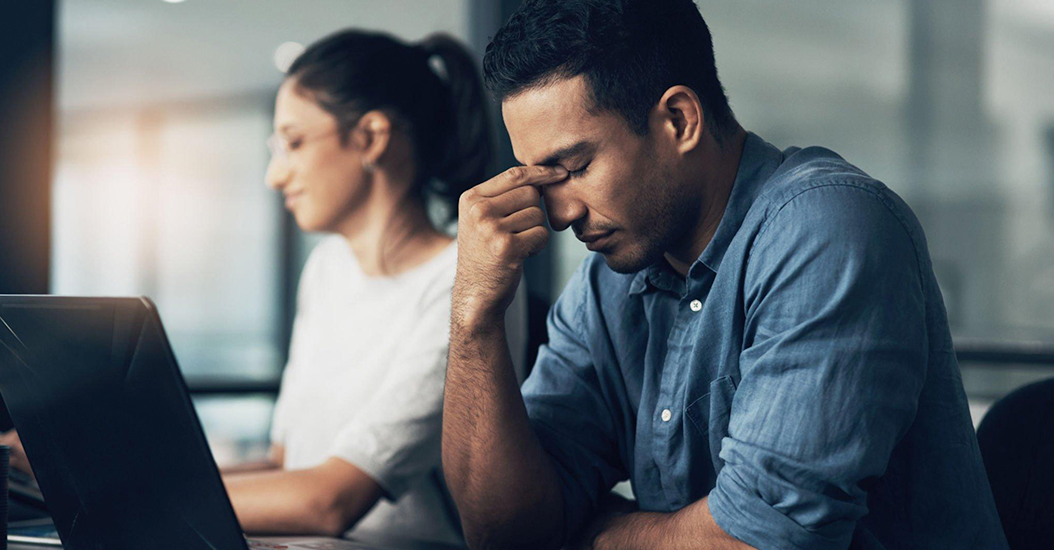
{"left": 655, "top": 85, "right": 704, "bottom": 155}
{"left": 350, "top": 110, "right": 393, "bottom": 165}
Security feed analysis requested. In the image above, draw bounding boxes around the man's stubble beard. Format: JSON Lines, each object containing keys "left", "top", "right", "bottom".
{"left": 603, "top": 168, "right": 695, "bottom": 275}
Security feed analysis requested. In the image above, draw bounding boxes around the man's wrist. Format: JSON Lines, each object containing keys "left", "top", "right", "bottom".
{"left": 451, "top": 294, "right": 508, "bottom": 335}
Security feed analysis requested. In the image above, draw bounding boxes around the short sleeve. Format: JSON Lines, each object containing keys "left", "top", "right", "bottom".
{"left": 521, "top": 261, "right": 627, "bottom": 543}
{"left": 326, "top": 282, "right": 453, "bottom": 500}
{"left": 708, "top": 185, "right": 929, "bottom": 550}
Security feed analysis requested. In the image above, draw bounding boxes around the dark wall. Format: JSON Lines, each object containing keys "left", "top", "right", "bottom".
{"left": 0, "top": 1, "right": 55, "bottom": 294}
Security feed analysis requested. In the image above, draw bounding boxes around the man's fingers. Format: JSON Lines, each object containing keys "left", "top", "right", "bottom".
{"left": 484, "top": 185, "right": 542, "bottom": 217}
{"left": 464, "top": 185, "right": 541, "bottom": 223}
{"left": 513, "top": 225, "right": 550, "bottom": 257}
{"left": 476, "top": 165, "right": 568, "bottom": 197}
{"left": 500, "top": 206, "right": 547, "bottom": 233}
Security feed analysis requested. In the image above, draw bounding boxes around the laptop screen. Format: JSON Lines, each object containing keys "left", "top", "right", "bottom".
{"left": 0, "top": 296, "right": 248, "bottom": 550}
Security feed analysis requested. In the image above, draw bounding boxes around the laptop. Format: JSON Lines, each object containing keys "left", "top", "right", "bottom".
{"left": 0, "top": 296, "right": 457, "bottom": 550}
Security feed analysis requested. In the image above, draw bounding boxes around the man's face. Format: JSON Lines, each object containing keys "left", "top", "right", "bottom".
{"left": 503, "top": 76, "right": 691, "bottom": 274}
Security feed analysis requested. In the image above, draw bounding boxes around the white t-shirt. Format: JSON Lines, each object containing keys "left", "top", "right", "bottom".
{"left": 270, "top": 236, "right": 461, "bottom": 544}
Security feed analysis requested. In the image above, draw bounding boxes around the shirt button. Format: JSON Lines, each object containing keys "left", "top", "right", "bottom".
{"left": 689, "top": 299, "right": 702, "bottom": 312}
{"left": 661, "top": 408, "right": 672, "bottom": 422}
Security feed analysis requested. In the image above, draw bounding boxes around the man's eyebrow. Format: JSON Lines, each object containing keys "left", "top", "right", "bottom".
{"left": 536, "top": 141, "right": 594, "bottom": 167}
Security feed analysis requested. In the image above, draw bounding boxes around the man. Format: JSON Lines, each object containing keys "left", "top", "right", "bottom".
{"left": 442, "top": 0, "right": 1008, "bottom": 549}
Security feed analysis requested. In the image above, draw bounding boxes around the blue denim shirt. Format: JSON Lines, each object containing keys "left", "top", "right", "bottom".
{"left": 521, "top": 133, "right": 1008, "bottom": 550}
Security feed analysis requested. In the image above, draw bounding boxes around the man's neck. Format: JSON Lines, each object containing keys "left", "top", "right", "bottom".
{"left": 664, "top": 127, "right": 748, "bottom": 277}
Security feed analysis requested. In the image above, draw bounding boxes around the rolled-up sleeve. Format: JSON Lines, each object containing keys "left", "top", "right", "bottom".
{"left": 521, "top": 262, "right": 626, "bottom": 542}
{"left": 708, "top": 184, "right": 929, "bottom": 550}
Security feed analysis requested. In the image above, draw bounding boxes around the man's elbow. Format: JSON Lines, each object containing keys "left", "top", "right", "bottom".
{"left": 461, "top": 511, "right": 565, "bottom": 550}
{"left": 463, "top": 526, "right": 562, "bottom": 550}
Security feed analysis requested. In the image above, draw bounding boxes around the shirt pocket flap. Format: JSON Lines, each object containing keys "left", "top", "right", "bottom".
{"left": 685, "top": 375, "right": 737, "bottom": 475}
{"left": 685, "top": 390, "right": 713, "bottom": 436}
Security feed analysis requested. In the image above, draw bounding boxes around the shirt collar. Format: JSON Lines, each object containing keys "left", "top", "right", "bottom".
{"left": 629, "top": 260, "right": 683, "bottom": 295}
{"left": 630, "top": 132, "right": 784, "bottom": 295}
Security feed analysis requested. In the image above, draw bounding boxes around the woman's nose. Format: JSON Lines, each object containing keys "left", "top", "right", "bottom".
{"left": 265, "top": 156, "right": 291, "bottom": 191}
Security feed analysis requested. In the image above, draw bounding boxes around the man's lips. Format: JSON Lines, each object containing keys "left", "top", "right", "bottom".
{"left": 578, "top": 230, "right": 615, "bottom": 251}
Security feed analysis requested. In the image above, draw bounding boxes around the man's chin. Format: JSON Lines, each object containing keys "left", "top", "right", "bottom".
{"left": 599, "top": 247, "right": 655, "bottom": 274}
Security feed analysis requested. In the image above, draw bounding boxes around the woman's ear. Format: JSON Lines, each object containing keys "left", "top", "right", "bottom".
{"left": 350, "top": 110, "right": 393, "bottom": 166}
{"left": 656, "top": 85, "right": 703, "bottom": 155}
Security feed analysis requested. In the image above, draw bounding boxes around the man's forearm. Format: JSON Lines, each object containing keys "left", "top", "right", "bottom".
{"left": 442, "top": 316, "right": 565, "bottom": 550}
{"left": 587, "top": 498, "right": 755, "bottom": 550}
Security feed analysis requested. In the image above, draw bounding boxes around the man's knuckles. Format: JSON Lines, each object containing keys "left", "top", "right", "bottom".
{"left": 458, "top": 189, "right": 472, "bottom": 208}
{"left": 466, "top": 198, "right": 495, "bottom": 223}
{"left": 487, "top": 233, "right": 515, "bottom": 259}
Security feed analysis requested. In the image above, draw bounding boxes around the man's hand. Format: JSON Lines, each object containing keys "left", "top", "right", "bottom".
{"left": 0, "top": 429, "right": 34, "bottom": 479}
{"left": 453, "top": 165, "right": 567, "bottom": 327}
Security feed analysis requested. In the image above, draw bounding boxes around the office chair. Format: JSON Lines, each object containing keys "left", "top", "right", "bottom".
{"left": 976, "top": 377, "right": 1054, "bottom": 549}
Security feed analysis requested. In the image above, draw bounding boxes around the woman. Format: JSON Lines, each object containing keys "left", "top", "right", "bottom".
{"left": 221, "top": 30, "right": 494, "bottom": 543}
{"left": 0, "top": 27, "right": 513, "bottom": 543}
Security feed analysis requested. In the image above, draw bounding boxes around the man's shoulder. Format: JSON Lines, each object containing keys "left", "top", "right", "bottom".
{"left": 757, "top": 145, "right": 889, "bottom": 208}
{"left": 750, "top": 145, "right": 922, "bottom": 237}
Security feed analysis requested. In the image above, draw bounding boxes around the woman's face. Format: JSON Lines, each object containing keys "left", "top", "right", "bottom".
{"left": 265, "top": 79, "right": 369, "bottom": 233}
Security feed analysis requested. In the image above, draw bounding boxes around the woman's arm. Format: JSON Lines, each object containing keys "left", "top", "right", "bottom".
{"left": 1, "top": 430, "right": 33, "bottom": 478}
{"left": 221, "top": 444, "right": 285, "bottom": 476}
{"left": 223, "top": 455, "right": 383, "bottom": 537}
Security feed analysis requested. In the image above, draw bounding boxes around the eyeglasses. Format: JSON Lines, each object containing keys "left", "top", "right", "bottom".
{"left": 266, "top": 127, "right": 339, "bottom": 161}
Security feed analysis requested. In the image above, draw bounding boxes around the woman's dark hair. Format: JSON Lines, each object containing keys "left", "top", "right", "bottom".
{"left": 484, "top": 0, "right": 736, "bottom": 141}
{"left": 287, "top": 30, "right": 493, "bottom": 220}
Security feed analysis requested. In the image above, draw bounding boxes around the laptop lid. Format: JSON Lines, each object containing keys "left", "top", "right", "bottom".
{"left": 0, "top": 296, "right": 249, "bottom": 550}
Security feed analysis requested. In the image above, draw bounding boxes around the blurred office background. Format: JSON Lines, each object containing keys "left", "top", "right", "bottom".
{"left": 2, "top": 0, "right": 1054, "bottom": 464}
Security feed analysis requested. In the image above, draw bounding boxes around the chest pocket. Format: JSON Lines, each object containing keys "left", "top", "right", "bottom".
{"left": 685, "top": 375, "right": 737, "bottom": 478}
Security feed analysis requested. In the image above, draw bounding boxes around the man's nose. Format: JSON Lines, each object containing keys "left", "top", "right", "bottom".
{"left": 265, "top": 156, "right": 291, "bottom": 191}
{"left": 542, "top": 181, "right": 587, "bottom": 232}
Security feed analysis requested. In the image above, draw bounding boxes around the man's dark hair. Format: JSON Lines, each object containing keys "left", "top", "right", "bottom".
{"left": 484, "top": 0, "right": 736, "bottom": 139}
